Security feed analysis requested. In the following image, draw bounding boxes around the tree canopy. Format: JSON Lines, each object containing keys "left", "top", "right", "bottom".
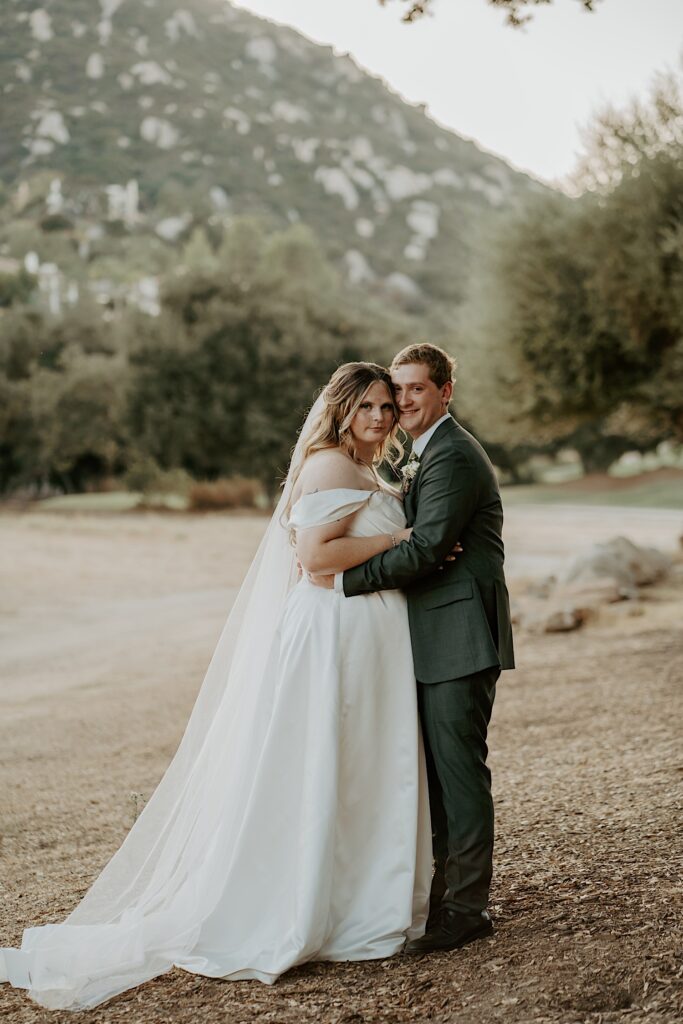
{"left": 0, "top": 221, "right": 413, "bottom": 496}
{"left": 381, "top": 0, "right": 597, "bottom": 27}
{"left": 457, "top": 70, "right": 683, "bottom": 467}
{"left": 571, "top": 69, "right": 683, "bottom": 193}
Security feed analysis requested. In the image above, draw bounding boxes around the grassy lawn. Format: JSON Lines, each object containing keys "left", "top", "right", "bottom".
{"left": 10, "top": 469, "right": 683, "bottom": 515}
{"left": 502, "top": 468, "right": 683, "bottom": 509}
{"left": 36, "top": 491, "right": 189, "bottom": 513}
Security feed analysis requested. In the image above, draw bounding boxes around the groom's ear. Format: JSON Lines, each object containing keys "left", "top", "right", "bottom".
{"left": 442, "top": 381, "right": 453, "bottom": 407}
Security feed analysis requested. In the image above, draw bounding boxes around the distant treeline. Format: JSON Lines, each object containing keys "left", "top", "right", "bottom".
{"left": 0, "top": 222, "right": 414, "bottom": 496}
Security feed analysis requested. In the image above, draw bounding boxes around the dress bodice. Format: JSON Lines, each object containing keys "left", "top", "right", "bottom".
{"left": 288, "top": 488, "right": 405, "bottom": 537}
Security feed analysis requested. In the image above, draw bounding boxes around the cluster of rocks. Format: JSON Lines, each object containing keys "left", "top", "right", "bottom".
{"left": 517, "top": 537, "right": 673, "bottom": 633}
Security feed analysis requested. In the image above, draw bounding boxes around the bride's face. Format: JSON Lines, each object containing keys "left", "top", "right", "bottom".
{"left": 348, "top": 381, "right": 396, "bottom": 448}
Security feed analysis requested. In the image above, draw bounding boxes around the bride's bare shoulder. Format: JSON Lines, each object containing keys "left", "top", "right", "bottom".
{"left": 298, "top": 449, "right": 369, "bottom": 493}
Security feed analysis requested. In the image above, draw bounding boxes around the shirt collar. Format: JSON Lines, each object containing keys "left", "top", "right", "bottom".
{"left": 411, "top": 413, "right": 453, "bottom": 458}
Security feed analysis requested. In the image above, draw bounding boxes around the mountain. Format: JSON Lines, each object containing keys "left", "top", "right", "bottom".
{"left": 1, "top": 0, "right": 545, "bottom": 304}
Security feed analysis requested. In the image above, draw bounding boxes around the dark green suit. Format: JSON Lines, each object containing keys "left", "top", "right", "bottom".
{"left": 343, "top": 416, "right": 514, "bottom": 915}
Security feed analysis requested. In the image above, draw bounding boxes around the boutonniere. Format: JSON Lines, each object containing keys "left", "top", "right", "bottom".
{"left": 400, "top": 451, "right": 421, "bottom": 494}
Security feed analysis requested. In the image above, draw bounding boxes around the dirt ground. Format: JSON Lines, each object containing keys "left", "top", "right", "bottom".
{"left": 1, "top": 505, "right": 682, "bottom": 1024}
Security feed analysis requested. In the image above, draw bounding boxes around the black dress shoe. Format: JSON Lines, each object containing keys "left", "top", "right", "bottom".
{"left": 404, "top": 908, "right": 493, "bottom": 955}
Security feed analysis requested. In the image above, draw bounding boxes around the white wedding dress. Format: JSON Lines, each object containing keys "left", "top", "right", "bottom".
{"left": 1, "top": 486, "right": 431, "bottom": 1010}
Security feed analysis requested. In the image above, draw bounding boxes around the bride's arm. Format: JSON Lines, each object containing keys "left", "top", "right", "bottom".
{"left": 297, "top": 519, "right": 411, "bottom": 575}
{"left": 294, "top": 449, "right": 410, "bottom": 574}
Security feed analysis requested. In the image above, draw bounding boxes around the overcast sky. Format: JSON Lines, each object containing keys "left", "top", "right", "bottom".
{"left": 231, "top": 0, "right": 683, "bottom": 186}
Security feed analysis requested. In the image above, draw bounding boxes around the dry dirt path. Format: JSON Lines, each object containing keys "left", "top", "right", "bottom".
{"left": 1, "top": 507, "right": 681, "bottom": 1023}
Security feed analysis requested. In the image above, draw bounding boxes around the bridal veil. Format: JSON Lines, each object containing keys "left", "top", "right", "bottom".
{"left": 1, "top": 397, "right": 326, "bottom": 1009}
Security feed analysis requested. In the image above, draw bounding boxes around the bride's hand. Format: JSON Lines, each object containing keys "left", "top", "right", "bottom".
{"left": 395, "top": 527, "right": 412, "bottom": 543}
{"left": 440, "top": 541, "right": 464, "bottom": 568}
{"left": 445, "top": 541, "right": 463, "bottom": 561}
{"left": 307, "top": 572, "right": 335, "bottom": 589}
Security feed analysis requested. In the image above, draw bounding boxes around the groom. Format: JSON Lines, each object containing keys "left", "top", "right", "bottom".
{"left": 338, "top": 343, "right": 514, "bottom": 953}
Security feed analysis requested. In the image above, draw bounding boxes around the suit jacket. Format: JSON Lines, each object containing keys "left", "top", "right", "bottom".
{"left": 343, "top": 417, "right": 515, "bottom": 684}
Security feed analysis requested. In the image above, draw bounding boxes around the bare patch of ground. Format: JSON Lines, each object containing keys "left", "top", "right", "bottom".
{"left": 0, "top": 507, "right": 681, "bottom": 1023}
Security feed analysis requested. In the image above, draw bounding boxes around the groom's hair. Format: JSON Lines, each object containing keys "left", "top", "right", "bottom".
{"left": 391, "top": 343, "right": 456, "bottom": 389}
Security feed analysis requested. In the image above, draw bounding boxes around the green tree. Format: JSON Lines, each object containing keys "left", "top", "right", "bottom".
{"left": 0, "top": 377, "right": 40, "bottom": 492}
{"left": 0, "top": 309, "right": 49, "bottom": 379}
{"left": 0, "top": 303, "right": 129, "bottom": 492}
{"left": 572, "top": 68, "right": 683, "bottom": 194}
{"left": 0, "top": 269, "right": 35, "bottom": 308}
{"left": 129, "top": 221, "right": 409, "bottom": 493}
{"left": 182, "top": 227, "right": 217, "bottom": 274}
{"left": 458, "top": 73, "right": 683, "bottom": 465}
{"left": 28, "top": 350, "right": 128, "bottom": 492}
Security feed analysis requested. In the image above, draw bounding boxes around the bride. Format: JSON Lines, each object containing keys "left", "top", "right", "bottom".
{"left": 1, "top": 362, "right": 432, "bottom": 1010}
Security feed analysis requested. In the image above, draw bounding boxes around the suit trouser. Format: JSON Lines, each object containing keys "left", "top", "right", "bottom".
{"left": 417, "top": 665, "right": 499, "bottom": 916}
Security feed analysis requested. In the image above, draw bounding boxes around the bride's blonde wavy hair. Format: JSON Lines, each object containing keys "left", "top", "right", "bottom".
{"left": 287, "top": 362, "right": 404, "bottom": 508}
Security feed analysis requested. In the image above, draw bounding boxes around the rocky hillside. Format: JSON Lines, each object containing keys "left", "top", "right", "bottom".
{"left": 1, "top": 0, "right": 545, "bottom": 303}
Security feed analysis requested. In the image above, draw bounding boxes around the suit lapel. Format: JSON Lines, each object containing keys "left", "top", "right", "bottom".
{"left": 404, "top": 417, "right": 456, "bottom": 522}
{"left": 402, "top": 418, "right": 458, "bottom": 519}
{"left": 420, "top": 415, "right": 457, "bottom": 460}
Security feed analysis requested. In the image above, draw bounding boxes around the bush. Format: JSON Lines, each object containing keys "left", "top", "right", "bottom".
{"left": 188, "top": 477, "right": 266, "bottom": 511}
{"left": 0, "top": 269, "right": 35, "bottom": 308}
{"left": 124, "top": 453, "right": 191, "bottom": 497}
{"left": 40, "top": 213, "right": 75, "bottom": 232}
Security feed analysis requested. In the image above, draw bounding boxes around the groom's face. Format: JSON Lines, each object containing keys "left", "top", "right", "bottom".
{"left": 391, "top": 363, "right": 452, "bottom": 439}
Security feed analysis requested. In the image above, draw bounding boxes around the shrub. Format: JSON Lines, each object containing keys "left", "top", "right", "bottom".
{"left": 40, "top": 213, "right": 74, "bottom": 232}
{"left": 0, "top": 269, "right": 35, "bottom": 308}
{"left": 188, "top": 477, "right": 266, "bottom": 511}
{"left": 124, "top": 453, "right": 191, "bottom": 497}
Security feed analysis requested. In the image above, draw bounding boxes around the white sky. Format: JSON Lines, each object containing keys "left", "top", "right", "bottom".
{"left": 230, "top": 0, "right": 683, "bottom": 185}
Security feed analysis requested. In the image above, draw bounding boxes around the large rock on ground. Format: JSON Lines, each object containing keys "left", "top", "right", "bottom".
{"left": 518, "top": 537, "right": 671, "bottom": 633}
{"left": 534, "top": 605, "right": 592, "bottom": 633}
{"left": 562, "top": 536, "right": 671, "bottom": 597}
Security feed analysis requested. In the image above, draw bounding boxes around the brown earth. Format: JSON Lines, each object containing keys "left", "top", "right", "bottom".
{"left": 1, "top": 507, "right": 682, "bottom": 1024}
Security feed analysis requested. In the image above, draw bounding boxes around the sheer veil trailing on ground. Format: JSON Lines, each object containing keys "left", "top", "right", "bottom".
{"left": 0, "top": 397, "right": 326, "bottom": 1010}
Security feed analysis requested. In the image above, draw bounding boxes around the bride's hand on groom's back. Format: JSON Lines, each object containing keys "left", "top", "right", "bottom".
{"left": 440, "top": 540, "right": 463, "bottom": 569}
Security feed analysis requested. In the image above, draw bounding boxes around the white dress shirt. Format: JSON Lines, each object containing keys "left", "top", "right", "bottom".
{"left": 410, "top": 412, "right": 453, "bottom": 458}
{"left": 334, "top": 413, "right": 454, "bottom": 594}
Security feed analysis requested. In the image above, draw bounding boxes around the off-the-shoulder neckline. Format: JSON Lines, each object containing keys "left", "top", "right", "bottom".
{"left": 289, "top": 486, "right": 402, "bottom": 514}
{"left": 293, "top": 486, "right": 402, "bottom": 502}
{"left": 296, "top": 487, "right": 378, "bottom": 499}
